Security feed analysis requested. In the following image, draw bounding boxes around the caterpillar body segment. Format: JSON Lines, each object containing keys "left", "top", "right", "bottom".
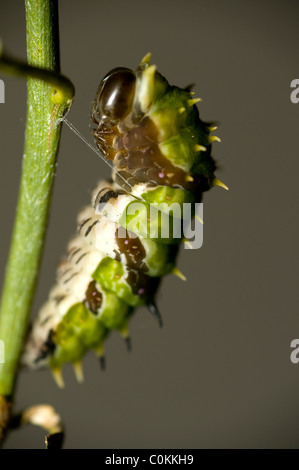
{"left": 22, "top": 54, "right": 224, "bottom": 386}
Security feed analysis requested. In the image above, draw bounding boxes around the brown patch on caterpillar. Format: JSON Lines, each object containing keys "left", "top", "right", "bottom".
{"left": 34, "top": 329, "right": 56, "bottom": 364}
{"left": 115, "top": 229, "right": 148, "bottom": 273}
{"left": 93, "top": 111, "right": 204, "bottom": 191}
{"left": 91, "top": 124, "right": 118, "bottom": 159}
{"left": 117, "top": 116, "right": 201, "bottom": 190}
{"left": 126, "top": 269, "right": 160, "bottom": 301}
{"left": 84, "top": 280, "right": 103, "bottom": 314}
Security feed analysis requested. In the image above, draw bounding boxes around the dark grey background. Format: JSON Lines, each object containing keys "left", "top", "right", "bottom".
{"left": 0, "top": 0, "right": 299, "bottom": 449}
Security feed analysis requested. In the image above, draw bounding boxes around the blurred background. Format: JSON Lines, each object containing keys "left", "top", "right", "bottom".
{"left": 0, "top": 0, "right": 299, "bottom": 449}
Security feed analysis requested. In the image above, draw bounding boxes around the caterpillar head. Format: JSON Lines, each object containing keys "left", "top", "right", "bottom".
{"left": 91, "top": 53, "right": 167, "bottom": 127}
{"left": 91, "top": 67, "right": 136, "bottom": 125}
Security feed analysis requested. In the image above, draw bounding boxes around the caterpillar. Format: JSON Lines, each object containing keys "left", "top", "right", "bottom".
{"left": 22, "top": 53, "right": 227, "bottom": 387}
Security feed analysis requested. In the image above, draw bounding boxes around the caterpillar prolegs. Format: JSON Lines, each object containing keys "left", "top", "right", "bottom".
{"left": 22, "top": 54, "right": 227, "bottom": 387}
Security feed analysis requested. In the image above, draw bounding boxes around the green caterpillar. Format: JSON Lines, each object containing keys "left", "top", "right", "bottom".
{"left": 22, "top": 54, "right": 227, "bottom": 387}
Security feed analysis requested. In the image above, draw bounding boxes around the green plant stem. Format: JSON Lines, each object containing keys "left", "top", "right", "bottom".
{"left": 0, "top": 0, "right": 74, "bottom": 442}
